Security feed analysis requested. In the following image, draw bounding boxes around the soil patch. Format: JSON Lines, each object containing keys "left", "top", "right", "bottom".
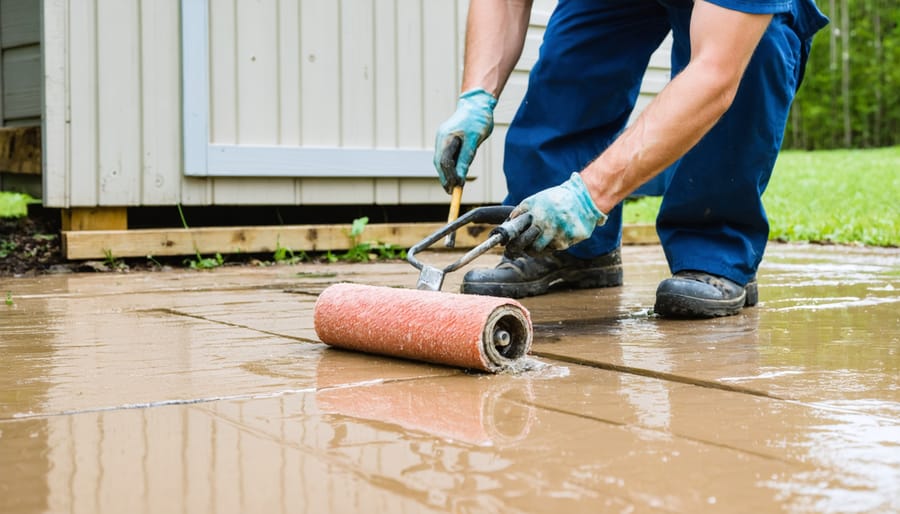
{"left": 0, "top": 208, "right": 394, "bottom": 277}
{"left": 0, "top": 210, "right": 68, "bottom": 276}
{"left": 1, "top": 209, "right": 190, "bottom": 276}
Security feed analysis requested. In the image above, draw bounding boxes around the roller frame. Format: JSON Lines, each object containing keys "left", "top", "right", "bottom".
{"left": 407, "top": 206, "right": 532, "bottom": 291}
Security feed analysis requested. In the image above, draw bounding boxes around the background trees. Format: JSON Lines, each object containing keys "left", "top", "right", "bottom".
{"left": 784, "top": 0, "right": 899, "bottom": 149}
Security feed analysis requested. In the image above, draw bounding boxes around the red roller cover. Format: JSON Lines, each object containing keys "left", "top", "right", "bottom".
{"left": 314, "top": 283, "right": 533, "bottom": 372}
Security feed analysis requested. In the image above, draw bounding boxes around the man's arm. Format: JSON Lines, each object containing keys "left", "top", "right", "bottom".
{"left": 461, "top": 0, "right": 534, "bottom": 96}
{"left": 580, "top": 1, "right": 773, "bottom": 214}
{"left": 432, "top": 0, "right": 533, "bottom": 192}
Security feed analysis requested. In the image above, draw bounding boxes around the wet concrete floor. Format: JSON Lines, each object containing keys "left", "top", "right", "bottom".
{"left": 1, "top": 244, "right": 898, "bottom": 513}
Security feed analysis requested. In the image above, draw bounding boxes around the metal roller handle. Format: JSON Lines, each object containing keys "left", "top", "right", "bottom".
{"left": 407, "top": 206, "right": 533, "bottom": 291}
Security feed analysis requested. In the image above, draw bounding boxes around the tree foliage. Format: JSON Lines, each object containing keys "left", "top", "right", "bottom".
{"left": 784, "top": 0, "right": 899, "bottom": 149}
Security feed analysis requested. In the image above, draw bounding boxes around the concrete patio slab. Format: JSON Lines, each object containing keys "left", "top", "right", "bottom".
{"left": 1, "top": 244, "right": 898, "bottom": 513}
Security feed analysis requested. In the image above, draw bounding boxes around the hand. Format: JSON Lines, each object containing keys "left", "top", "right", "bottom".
{"left": 433, "top": 89, "right": 497, "bottom": 193}
{"left": 507, "top": 173, "right": 608, "bottom": 254}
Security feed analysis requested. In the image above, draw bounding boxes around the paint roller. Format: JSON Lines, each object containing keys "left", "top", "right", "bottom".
{"left": 314, "top": 206, "right": 535, "bottom": 373}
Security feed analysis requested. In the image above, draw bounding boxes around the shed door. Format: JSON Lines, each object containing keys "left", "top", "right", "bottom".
{"left": 181, "top": 0, "right": 459, "bottom": 178}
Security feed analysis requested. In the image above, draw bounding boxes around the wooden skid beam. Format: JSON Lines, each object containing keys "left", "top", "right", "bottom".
{"left": 61, "top": 207, "right": 128, "bottom": 231}
{"left": 0, "top": 126, "right": 41, "bottom": 175}
{"left": 623, "top": 224, "right": 658, "bottom": 245}
{"left": 62, "top": 222, "right": 659, "bottom": 260}
{"left": 62, "top": 222, "right": 489, "bottom": 260}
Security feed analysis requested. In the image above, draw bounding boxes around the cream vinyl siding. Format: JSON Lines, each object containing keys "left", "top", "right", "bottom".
{"left": 1, "top": 0, "right": 41, "bottom": 126}
{"left": 42, "top": 0, "right": 671, "bottom": 208}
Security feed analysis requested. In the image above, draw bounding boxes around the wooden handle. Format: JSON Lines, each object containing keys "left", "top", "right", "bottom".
{"left": 444, "top": 186, "right": 464, "bottom": 247}
{"left": 447, "top": 186, "right": 463, "bottom": 223}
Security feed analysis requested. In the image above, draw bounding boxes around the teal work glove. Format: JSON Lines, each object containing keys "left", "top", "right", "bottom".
{"left": 507, "top": 173, "right": 609, "bottom": 254}
{"left": 433, "top": 89, "right": 498, "bottom": 193}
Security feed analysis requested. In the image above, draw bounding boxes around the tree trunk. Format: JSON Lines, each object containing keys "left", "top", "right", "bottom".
{"left": 841, "top": 0, "right": 851, "bottom": 147}
{"left": 828, "top": 0, "right": 838, "bottom": 148}
{"left": 873, "top": 0, "right": 883, "bottom": 147}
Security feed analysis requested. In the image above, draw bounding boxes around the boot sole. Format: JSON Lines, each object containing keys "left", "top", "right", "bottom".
{"left": 461, "top": 265, "right": 623, "bottom": 299}
{"left": 655, "top": 280, "right": 758, "bottom": 319}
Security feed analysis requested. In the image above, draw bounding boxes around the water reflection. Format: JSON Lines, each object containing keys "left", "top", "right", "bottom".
{"left": 316, "top": 351, "right": 537, "bottom": 447}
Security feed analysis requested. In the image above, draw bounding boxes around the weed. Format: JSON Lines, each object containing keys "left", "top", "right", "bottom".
{"left": 0, "top": 240, "right": 17, "bottom": 259}
{"left": 185, "top": 252, "right": 224, "bottom": 270}
{"left": 146, "top": 255, "right": 163, "bottom": 268}
{"left": 350, "top": 217, "right": 368, "bottom": 239}
{"left": 376, "top": 242, "right": 407, "bottom": 260}
{"left": 176, "top": 204, "right": 190, "bottom": 230}
{"left": 103, "top": 249, "right": 125, "bottom": 270}
{"left": 273, "top": 237, "right": 308, "bottom": 264}
{"left": 336, "top": 217, "right": 407, "bottom": 262}
{"left": 177, "top": 204, "right": 226, "bottom": 270}
{"left": 342, "top": 241, "right": 375, "bottom": 262}
{"left": 5, "top": 292, "right": 12, "bottom": 306}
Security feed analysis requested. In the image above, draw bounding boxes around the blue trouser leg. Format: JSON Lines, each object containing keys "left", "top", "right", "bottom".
{"left": 503, "top": 0, "right": 671, "bottom": 260}
{"left": 657, "top": 11, "right": 803, "bottom": 285}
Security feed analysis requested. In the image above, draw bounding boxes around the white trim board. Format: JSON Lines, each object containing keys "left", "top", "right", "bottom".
{"left": 179, "top": 0, "right": 433, "bottom": 178}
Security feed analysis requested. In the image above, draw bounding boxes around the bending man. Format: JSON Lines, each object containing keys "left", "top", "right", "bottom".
{"left": 434, "top": 0, "right": 828, "bottom": 318}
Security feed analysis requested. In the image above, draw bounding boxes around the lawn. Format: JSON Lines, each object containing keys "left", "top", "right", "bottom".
{"left": 623, "top": 146, "right": 900, "bottom": 247}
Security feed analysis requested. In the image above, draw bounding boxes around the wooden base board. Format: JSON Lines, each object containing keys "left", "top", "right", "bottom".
{"left": 61, "top": 207, "right": 128, "bottom": 231}
{"left": 62, "top": 222, "right": 659, "bottom": 260}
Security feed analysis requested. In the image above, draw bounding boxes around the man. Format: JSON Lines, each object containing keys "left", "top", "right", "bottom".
{"left": 434, "top": 0, "right": 828, "bottom": 318}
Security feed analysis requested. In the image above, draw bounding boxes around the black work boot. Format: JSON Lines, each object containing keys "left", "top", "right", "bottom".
{"left": 654, "top": 270, "right": 758, "bottom": 319}
{"left": 461, "top": 249, "right": 623, "bottom": 299}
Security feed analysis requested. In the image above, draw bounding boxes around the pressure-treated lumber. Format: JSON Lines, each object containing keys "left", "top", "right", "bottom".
{"left": 62, "top": 222, "right": 492, "bottom": 260}
{"left": 61, "top": 207, "right": 128, "bottom": 231}
{"left": 62, "top": 222, "right": 659, "bottom": 260}
{"left": 0, "top": 126, "right": 41, "bottom": 175}
{"left": 623, "top": 224, "right": 658, "bottom": 245}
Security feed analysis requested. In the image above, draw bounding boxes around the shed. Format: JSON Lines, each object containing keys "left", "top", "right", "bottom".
{"left": 4, "top": 0, "right": 671, "bottom": 256}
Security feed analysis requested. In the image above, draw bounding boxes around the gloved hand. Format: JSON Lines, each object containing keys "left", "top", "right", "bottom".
{"left": 507, "top": 173, "right": 609, "bottom": 254}
{"left": 433, "top": 89, "right": 498, "bottom": 193}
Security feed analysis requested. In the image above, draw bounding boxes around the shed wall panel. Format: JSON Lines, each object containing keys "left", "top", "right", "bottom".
{"left": 373, "top": 2, "right": 397, "bottom": 149}
{"left": 1, "top": 45, "right": 40, "bottom": 120}
{"left": 277, "top": 0, "right": 301, "bottom": 146}
{"left": 41, "top": 0, "right": 67, "bottom": 207}
{"left": 42, "top": 0, "right": 672, "bottom": 208}
{"left": 297, "top": 0, "right": 340, "bottom": 147}
{"left": 1, "top": 0, "right": 42, "bottom": 126}
{"left": 141, "top": 0, "right": 182, "bottom": 205}
{"left": 395, "top": 0, "right": 425, "bottom": 149}
{"left": 0, "top": 0, "right": 39, "bottom": 49}
{"left": 235, "top": 0, "right": 278, "bottom": 145}
{"left": 213, "top": 177, "right": 298, "bottom": 205}
{"left": 96, "top": 0, "right": 142, "bottom": 204}
{"left": 67, "top": 0, "right": 98, "bottom": 205}
{"left": 340, "top": 0, "right": 375, "bottom": 147}
{"left": 209, "top": 0, "right": 237, "bottom": 144}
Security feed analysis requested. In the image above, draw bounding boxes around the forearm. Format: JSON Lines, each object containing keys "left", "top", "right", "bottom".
{"left": 461, "top": 0, "right": 533, "bottom": 97}
{"left": 580, "top": 3, "right": 772, "bottom": 214}
{"left": 581, "top": 63, "right": 738, "bottom": 213}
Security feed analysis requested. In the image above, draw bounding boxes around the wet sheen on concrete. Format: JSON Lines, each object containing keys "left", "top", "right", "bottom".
{"left": 1, "top": 244, "right": 898, "bottom": 513}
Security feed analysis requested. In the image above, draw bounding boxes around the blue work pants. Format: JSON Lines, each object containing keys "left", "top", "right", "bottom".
{"left": 503, "top": 0, "right": 808, "bottom": 285}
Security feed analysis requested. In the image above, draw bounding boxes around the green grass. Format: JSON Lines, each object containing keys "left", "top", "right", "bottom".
{"left": 623, "top": 146, "right": 900, "bottom": 246}
{"left": 623, "top": 196, "right": 662, "bottom": 224}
